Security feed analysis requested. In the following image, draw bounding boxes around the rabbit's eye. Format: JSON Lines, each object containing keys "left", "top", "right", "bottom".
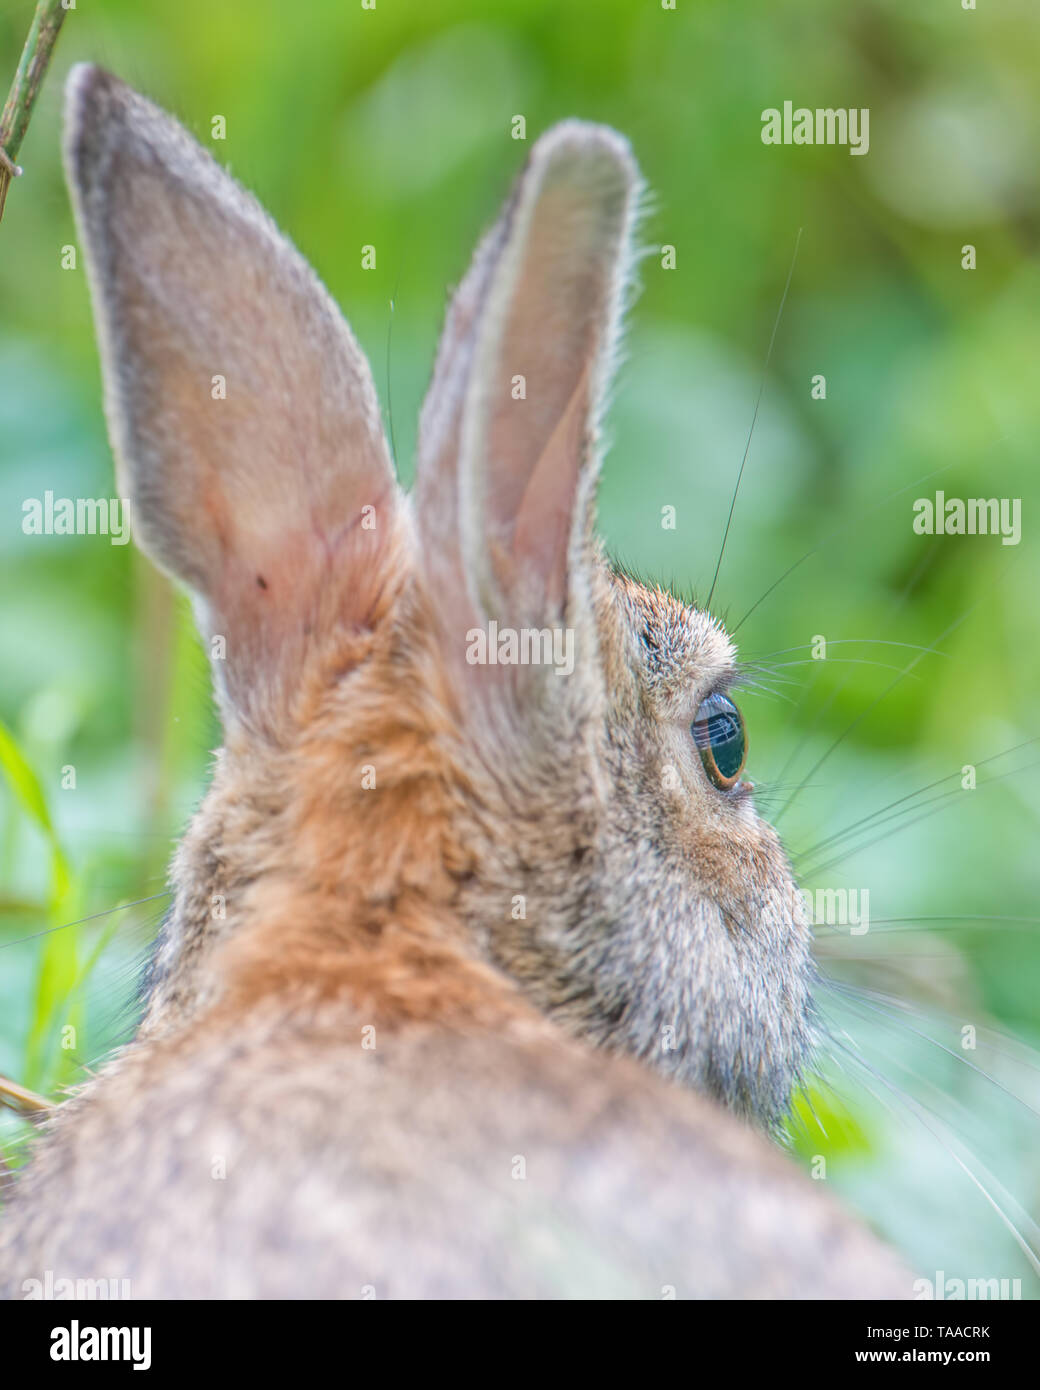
{"left": 691, "top": 692, "right": 747, "bottom": 790}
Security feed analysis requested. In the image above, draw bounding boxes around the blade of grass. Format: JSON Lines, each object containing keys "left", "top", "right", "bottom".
{"left": 0, "top": 715, "right": 79, "bottom": 1092}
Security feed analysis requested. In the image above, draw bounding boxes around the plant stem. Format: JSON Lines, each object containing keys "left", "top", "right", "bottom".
{"left": 0, "top": 1071, "right": 53, "bottom": 1117}
{"left": 0, "top": 0, "right": 69, "bottom": 223}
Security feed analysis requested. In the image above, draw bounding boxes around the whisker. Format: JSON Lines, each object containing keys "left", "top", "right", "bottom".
{"left": 729, "top": 459, "right": 965, "bottom": 635}
{"left": 0, "top": 893, "right": 172, "bottom": 951}
{"left": 768, "top": 543, "right": 941, "bottom": 799}
{"left": 825, "top": 980, "right": 1040, "bottom": 1124}
{"left": 706, "top": 226, "right": 802, "bottom": 612}
{"left": 861, "top": 914, "right": 1040, "bottom": 934}
{"left": 793, "top": 737, "right": 1040, "bottom": 867}
{"left": 749, "top": 639, "right": 949, "bottom": 659}
{"left": 762, "top": 658, "right": 924, "bottom": 674}
{"left": 801, "top": 757, "right": 1040, "bottom": 878}
{"left": 818, "top": 1018, "right": 1040, "bottom": 1277}
{"left": 775, "top": 597, "right": 982, "bottom": 826}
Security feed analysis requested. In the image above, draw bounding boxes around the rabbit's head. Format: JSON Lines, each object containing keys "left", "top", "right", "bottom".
{"left": 66, "top": 66, "right": 814, "bottom": 1128}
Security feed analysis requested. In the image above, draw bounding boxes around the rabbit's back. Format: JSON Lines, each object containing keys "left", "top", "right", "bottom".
{"left": 0, "top": 1013, "right": 908, "bottom": 1299}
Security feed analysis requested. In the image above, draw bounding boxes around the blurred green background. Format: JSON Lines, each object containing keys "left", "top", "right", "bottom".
{"left": 1, "top": 0, "right": 1038, "bottom": 1293}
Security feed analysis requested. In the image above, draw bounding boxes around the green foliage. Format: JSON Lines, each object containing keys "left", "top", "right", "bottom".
{"left": 0, "top": 715, "right": 78, "bottom": 1092}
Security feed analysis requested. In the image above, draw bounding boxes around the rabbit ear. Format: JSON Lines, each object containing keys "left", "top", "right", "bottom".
{"left": 64, "top": 65, "right": 400, "bottom": 725}
{"left": 417, "top": 123, "right": 639, "bottom": 634}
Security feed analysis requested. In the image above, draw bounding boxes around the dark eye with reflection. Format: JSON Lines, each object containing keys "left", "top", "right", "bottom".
{"left": 691, "top": 692, "right": 747, "bottom": 790}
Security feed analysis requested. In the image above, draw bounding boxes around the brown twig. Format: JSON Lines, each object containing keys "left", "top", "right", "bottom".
{"left": 0, "top": 0, "right": 69, "bottom": 223}
{"left": 0, "top": 1071, "right": 54, "bottom": 1119}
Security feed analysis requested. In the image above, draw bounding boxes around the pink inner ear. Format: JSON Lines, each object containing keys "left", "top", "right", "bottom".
{"left": 466, "top": 170, "right": 621, "bottom": 622}
{"left": 214, "top": 486, "right": 397, "bottom": 641}
{"left": 509, "top": 364, "right": 591, "bottom": 615}
{"left": 83, "top": 113, "right": 400, "bottom": 656}
{"left": 417, "top": 124, "right": 635, "bottom": 639}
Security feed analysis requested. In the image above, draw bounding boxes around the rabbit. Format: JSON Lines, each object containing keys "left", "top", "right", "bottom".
{"left": 0, "top": 64, "right": 911, "bottom": 1299}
